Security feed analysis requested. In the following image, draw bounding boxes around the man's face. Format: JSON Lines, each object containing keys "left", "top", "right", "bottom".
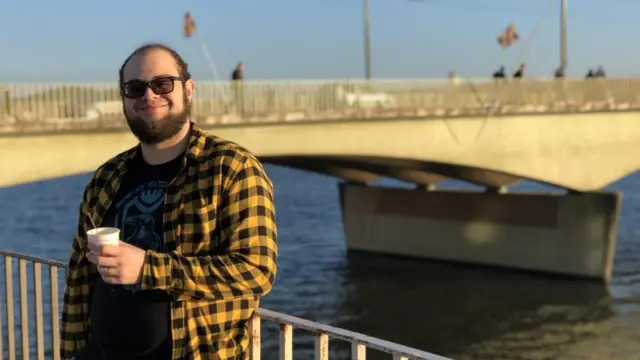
{"left": 121, "top": 49, "right": 195, "bottom": 145}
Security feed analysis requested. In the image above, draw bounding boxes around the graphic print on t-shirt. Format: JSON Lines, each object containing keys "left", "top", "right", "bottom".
{"left": 113, "top": 180, "right": 168, "bottom": 293}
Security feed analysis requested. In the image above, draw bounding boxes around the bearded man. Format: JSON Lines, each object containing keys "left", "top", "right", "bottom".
{"left": 60, "top": 43, "right": 278, "bottom": 360}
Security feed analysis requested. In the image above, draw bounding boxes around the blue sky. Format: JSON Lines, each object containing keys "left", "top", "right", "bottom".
{"left": 0, "top": 0, "right": 637, "bottom": 82}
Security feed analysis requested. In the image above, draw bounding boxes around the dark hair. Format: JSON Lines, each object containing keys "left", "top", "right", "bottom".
{"left": 118, "top": 43, "right": 191, "bottom": 85}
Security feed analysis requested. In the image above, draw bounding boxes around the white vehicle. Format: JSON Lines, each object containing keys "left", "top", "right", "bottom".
{"left": 85, "top": 100, "right": 122, "bottom": 120}
{"left": 335, "top": 85, "right": 397, "bottom": 109}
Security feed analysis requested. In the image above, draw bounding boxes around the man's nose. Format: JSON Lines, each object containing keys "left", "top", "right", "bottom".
{"left": 142, "top": 86, "right": 159, "bottom": 101}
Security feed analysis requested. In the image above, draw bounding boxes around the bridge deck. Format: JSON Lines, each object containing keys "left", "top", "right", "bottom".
{"left": 2, "top": 78, "right": 640, "bottom": 191}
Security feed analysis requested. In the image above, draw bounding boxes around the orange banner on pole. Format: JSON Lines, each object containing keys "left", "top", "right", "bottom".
{"left": 497, "top": 24, "right": 519, "bottom": 49}
{"left": 183, "top": 11, "right": 197, "bottom": 38}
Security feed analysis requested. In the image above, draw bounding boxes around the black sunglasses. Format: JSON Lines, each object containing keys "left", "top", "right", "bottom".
{"left": 120, "top": 76, "right": 189, "bottom": 99}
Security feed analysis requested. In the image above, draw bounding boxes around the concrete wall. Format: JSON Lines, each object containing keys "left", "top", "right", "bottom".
{"left": 339, "top": 184, "right": 620, "bottom": 281}
{"left": 0, "top": 132, "right": 139, "bottom": 187}
{"left": 2, "top": 111, "right": 640, "bottom": 189}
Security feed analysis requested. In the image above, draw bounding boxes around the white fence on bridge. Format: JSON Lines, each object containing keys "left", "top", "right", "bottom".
{"left": 1, "top": 78, "right": 639, "bottom": 133}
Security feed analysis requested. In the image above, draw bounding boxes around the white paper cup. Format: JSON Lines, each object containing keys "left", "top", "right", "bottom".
{"left": 87, "top": 227, "right": 120, "bottom": 247}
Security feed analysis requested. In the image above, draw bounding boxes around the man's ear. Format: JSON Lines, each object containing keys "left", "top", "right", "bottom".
{"left": 184, "top": 79, "right": 195, "bottom": 101}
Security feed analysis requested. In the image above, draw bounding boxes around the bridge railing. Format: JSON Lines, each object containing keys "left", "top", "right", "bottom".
{"left": 0, "top": 250, "right": 450, "bottom": 360}
{"left": 1, "top": 77, "right": 640, "bottom": 133}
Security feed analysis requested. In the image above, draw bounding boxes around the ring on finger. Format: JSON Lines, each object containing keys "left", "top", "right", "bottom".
{"left": 99, "top": 266, "right": 109, "bottom": 275}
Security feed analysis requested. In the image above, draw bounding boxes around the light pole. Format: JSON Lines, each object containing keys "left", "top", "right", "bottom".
{"left": 560, "top": 0, "right": 567, "bottom": 72}
{"left": 363, "top": 0, "right": 372, "bottom": 79}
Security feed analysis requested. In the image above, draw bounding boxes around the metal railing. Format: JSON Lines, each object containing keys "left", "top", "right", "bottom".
{"left": 1, "top": 77, "right": 640, "bottom": 134}
{"left": 0, "top": 250, "right": 451, "bottom": 360}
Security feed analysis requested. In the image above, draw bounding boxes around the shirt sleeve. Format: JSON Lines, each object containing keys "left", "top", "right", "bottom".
{"left": 141, "top": 154, "right": 278, "bottom": 301}
{"left": 60, "top": 184, "right": 96, "bottom": 359}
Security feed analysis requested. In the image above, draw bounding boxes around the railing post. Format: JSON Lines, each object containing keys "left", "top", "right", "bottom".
{"left": 0, "top": 258, "right": 4, "bottom": 359}
{"left": 50, "top": 266, "right": 60, "bottom": 360}
{"left": 279, "top": 324, "right": 292, "bottom": 360}
{"left": 314, "top": 333, "right": 329, "bottom": 360}
{"left": 351, "top": 341, "right": 366, "bottom": 360}
{"left": 19, "top": 259, "right": 29, "bottom": 360}
{"left": 249, "top": 314, "right": 261, "bottom": 360}
{"left": 5, "top": 256, "right": 16, "bottom": 360}
{"left": 33, "top": 263, "right": 45, "bottom": 360}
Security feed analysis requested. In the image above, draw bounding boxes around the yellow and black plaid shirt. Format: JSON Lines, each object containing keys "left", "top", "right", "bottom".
{"left": 60, "top": 124, "right": 278, "bottom": 360}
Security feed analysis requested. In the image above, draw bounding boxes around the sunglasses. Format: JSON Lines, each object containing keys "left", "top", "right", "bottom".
{"left": 120, "top": 76, "right": 188, "bottom": 99}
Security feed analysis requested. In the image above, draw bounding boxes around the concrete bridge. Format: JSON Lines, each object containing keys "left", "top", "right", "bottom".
{"left": 2, "top": 78, "right": 640, "bottom": 282}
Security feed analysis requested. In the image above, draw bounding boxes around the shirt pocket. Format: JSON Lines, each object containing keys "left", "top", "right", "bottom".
{"left": 180, "top": 197, "right": 220, "bottom": 254}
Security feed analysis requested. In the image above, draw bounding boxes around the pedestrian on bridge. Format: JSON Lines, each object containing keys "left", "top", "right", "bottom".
{"left": 60, "top": 43, "right": 278, "bottom": 360}
{"left": 231, "top": 62, "right": 245, "bottom": 114}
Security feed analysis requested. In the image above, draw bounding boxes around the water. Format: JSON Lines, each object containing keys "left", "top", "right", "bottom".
{"left": 1, "top": 165, "right": 640, "bottom": 360}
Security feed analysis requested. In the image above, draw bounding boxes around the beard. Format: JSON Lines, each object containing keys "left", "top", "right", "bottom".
{"left": 124, "top": 94, "right": 192, "bottom": 145}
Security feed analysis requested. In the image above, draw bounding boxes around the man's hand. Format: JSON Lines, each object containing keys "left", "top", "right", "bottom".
{"left": 86, "top": 241, "right": 146, "bottom": 285}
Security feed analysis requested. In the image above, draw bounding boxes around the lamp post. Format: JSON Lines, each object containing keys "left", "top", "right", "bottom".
{"left": 363, "top": 0, "right": 372, "bottom": 79}
{"left": 560, "top": 0, "right": 567, "bottom": 72}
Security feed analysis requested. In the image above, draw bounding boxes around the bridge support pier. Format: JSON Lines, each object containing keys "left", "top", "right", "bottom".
{"left": 338, "top": 183, "right": 620, "bottom": 281}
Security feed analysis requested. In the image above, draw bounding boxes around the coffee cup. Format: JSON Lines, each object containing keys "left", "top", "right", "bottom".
{"left": 87, "top": 227, "right": 120, "bottom": 247}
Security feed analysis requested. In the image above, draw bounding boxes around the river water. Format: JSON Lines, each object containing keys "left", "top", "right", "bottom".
{"left": 1, "top": 165, "right": 640, "bottom": 360}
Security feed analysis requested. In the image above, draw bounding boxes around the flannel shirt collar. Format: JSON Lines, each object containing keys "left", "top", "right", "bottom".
{"left": 116, "top": 122, "right": 208, "bottom": 174}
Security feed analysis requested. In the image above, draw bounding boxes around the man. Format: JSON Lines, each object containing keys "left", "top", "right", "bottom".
{"left": 60, "top": 43, "right": 278, "bottom": 360}
{"left": 230, "top": 62, "right": 244, "bottom": 114}
{"left": 231, "top": 62, "right": 244, "bottom": 81}
{"left": 512, "top": 63, "right": 525, "bottom": 79}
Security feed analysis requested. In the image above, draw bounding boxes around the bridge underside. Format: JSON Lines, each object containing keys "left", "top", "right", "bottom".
{"left": 265, "top": 155, "right": 524, "bottom": 191}
{"left": 265, "top": 156, "right": 620, "bottom": 283}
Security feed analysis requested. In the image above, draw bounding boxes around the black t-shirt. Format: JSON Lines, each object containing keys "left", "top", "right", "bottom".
{"left": 89, "top": 151, "right": 184, "bottom": 359}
